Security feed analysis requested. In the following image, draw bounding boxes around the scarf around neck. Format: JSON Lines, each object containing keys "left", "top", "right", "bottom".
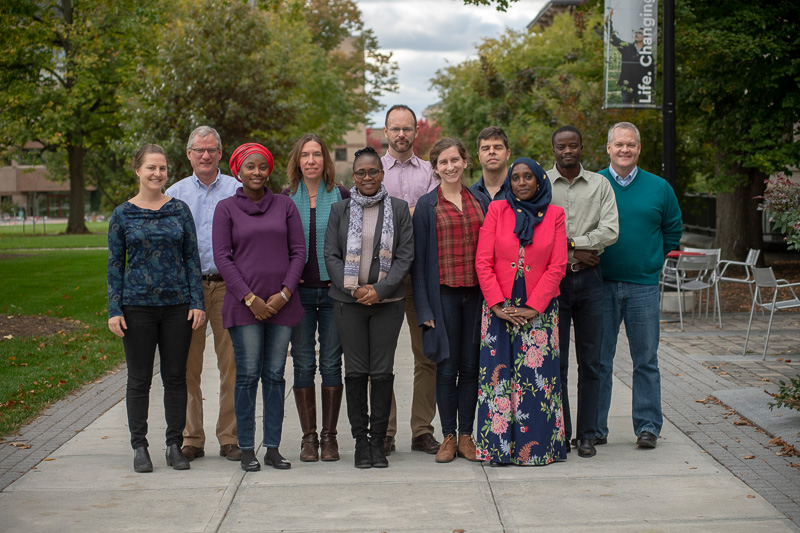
{"left": 344, "top": 184, "right": 394, "bottom": 291}
{"left": 504, "top": 157, "right": 552, "bottom": 246}
{"left": 291, "top": 180, "right": 341, "bottom": 281}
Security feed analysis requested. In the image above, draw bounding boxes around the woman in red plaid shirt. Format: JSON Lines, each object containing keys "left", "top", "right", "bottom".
{"left": 411, "top": 137, "right": 491, "bottom": 463}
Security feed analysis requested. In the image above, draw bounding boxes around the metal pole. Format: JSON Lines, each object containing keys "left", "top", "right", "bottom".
{"left": 662, "top": 0, "right": 676, "bottom": 190}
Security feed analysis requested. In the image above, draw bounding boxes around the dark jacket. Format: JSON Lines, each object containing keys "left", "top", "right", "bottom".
{"left": 411, "top": 186, "right": 490, "bottom": 363}
{"left": 324, "top": 196, "right": 414, "bottom": 303}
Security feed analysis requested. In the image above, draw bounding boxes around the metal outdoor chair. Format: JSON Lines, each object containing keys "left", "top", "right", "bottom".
{"left": 683, "top": 247, "right": 722, "bottom": 324}
{"left": 743, "top": 267, "right": 800, "bottom": 359}
{"left": 718, "top": 248, "right": 761, "bottom": 314}
{"left": 659, "top": 252, "right": 722, "bottom": 330}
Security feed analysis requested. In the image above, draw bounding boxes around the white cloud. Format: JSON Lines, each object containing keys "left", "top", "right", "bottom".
{"left": 358, "top": 0, "right": 548, "bottom": 125}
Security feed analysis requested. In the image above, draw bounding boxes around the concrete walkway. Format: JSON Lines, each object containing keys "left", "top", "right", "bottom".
{"left": 1, "top": 317, "right": 798, "bottom": 532}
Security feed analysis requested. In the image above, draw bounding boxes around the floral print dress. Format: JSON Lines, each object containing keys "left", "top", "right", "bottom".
{"left": 476, "top": 246, "right": 566, "bottom": 465}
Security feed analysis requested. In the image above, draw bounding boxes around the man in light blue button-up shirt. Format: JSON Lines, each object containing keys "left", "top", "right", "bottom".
{"left": 166, "top": 126, "right": 241, "bottom": 462}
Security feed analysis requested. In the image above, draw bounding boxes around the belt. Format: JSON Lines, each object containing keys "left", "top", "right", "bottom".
{"left": 202, "top": 274, "right": 223, "bottom": 282}
{"left": 568, "top": 262, "right": 593, "bottom": 273}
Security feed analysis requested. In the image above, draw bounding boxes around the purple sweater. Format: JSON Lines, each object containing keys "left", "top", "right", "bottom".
{"left": 213, "top": 188, "right": 306, "bottom": 329}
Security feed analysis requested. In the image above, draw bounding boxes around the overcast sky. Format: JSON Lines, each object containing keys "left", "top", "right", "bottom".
{"left": 357, "top": 0, "right": 548, "bottom": 126}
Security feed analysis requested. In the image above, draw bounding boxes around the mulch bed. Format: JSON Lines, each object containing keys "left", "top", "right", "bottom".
{"left": 0, "top": 314, "right": 84, "bottom": 340}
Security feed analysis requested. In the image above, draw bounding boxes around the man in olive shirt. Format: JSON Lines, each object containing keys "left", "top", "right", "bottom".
{"left": 547, "top": 126, "right": 619, "bottom": 458}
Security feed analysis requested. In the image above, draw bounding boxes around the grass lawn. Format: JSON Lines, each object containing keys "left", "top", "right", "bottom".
{"left": 0, "top": 221, "right": 109, "bottom": 250}
{"left": 0, "top": 250, "right": 124, "bottom": 439}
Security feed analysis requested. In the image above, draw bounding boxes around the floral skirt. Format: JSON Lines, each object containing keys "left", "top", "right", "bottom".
{"left": 476, "top": 287, "right": 565, "bottom": 465}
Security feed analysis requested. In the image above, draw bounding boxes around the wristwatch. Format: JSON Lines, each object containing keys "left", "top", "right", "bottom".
{"left": 244, "top": 294, "right": 256, "bottom": 307}
{"left": 567, "top": 237, "right": 576, "bottom": 251}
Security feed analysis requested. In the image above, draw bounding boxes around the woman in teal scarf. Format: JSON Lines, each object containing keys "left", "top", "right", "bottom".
{"left": 283, "top": 134, "right": 350, "bottom": 462}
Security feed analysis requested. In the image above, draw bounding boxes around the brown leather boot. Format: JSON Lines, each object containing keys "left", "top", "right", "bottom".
{"left": 320, "top": 385, "right": 343, "bottom": 461}
{"left": 294, "top": 386, "right": 319, "bottom": 462}
{"left": 457, "top": 434, "right": 479, "bottom": 462}
{"left": 435, "top": 434, "right": 457, "bottom": 463}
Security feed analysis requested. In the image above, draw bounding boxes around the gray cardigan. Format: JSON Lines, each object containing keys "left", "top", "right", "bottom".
{"left": 324, "top": 196, "right": 414, "bottom": 303}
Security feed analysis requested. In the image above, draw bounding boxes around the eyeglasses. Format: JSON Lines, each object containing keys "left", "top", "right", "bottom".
{"left": 353, "top": 169, "right": 383, "bottom": 179}
{"left": 387, "top": 127, "right": 414, "bottom": 135}
{"left": 190, "top": 147, "right": 221, "bottom": 155}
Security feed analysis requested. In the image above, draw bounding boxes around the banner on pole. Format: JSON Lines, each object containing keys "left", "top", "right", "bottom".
{"left": 603, "top": 0, "right": 658, "bottom": 108}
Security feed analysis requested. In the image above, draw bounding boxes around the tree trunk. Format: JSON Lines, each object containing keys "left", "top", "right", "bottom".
{"left": 66, "top": 144, "right": 89, "bottom": 234}
{"left": 715, "top": 165, "right": 766, "bottom": 262}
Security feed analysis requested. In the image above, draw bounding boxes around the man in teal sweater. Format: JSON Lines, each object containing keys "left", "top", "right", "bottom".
{"left": 596, "top": 122, "right": 682, "bottom": 449}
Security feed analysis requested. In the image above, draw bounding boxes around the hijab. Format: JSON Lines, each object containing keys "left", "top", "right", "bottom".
{"left": 504, "top": 157, "right": 552, "bottom": 246}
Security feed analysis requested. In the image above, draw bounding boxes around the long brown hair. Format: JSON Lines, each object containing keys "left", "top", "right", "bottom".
{"left": 286, "top": 134, "right": 336, "bottom": 194}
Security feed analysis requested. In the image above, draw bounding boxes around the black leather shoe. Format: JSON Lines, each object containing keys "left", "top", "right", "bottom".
{"left": 570, "top": 438, "right": 578, "bottom": 448}
{"left": 264, "top": 447, "right": 291, "bottom": 469}
{"left": 411, "top": 433, "right": 441, "bottom": 454}
{"left": 577, "top": 439, "right": 597, "bottom": 458}
{"left": 240, "top": 449, "right": 261, "bottom": 472}
{"left": 165, "top": 444, "right": 190, "bottom": 470}
{"left": 594, "top": 436, "right": 608, "bottom": 445}
{"left": 133, "top": 447, "right": 153, "bottom": 473}
{"left": 489, "top": 460, "right": 508, "bottom": 467}
{"left": 636, "top": 431, "right": 658, "bottom": 448}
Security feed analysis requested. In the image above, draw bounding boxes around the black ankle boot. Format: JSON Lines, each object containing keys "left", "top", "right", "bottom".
{"left": 354, "top": 437, "right": 372, "bottom": 469}
{"left": 165, "top": 444, "right": 189, "bottom": 470}
{"left": 240, "top": 449, "right": 260, "bottom": 472}
{"left": 133, "top": 447, "right": 152, "bottom": 473}
{"left": 264, "top": 447, "right": 291, "bottom": 470}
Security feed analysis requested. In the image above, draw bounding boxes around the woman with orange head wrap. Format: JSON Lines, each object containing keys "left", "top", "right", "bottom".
{"left": 213, "top": 143, "right": 306, "bottom": 472}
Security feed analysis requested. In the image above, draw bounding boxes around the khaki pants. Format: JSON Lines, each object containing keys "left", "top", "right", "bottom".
{"left": 387, "top": 276, "right": 437, "bottom": 439}
{"left": 183, "top": 280, "right": 237, "bottom": 448}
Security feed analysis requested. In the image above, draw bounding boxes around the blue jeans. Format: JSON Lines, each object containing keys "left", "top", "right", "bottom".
{"left": 596, "top": 281, "right": 662, "bottom": 438}
{"left": 558, "top": 266, "right": 603, "bottom": 441}
{"left": 290, "top": 287, "right": 343, "bottom": 389}
{"left": 436, "top": 286, "right": 481, "bottom": 437}
{"left": 229, "top": 323, "right": 292, "bottom": 450}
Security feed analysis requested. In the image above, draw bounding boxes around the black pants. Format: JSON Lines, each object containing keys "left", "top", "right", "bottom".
{"left": 335, "top": 300, "right": 404, "bottom": 378}
{"left": 121, "top": 304, "right": 192, "bottom": 449}
{"left": 557, "top": 266, "right": 604, "bottom": 441}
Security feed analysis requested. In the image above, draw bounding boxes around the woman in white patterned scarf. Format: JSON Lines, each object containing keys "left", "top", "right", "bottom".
{"left": 324, "top": 146, "right": 414, "bottom": 470}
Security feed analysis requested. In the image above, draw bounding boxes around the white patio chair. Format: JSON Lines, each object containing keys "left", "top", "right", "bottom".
{"left": 659, "top": 252, "right": 721, "bottom": 330}
{"left": 743, "top": 267, "right": 800, "bottom": 360}
{"left": 683, "top": 247, "right": 722, "bottom": 323}
{"left": 718, "top": 248, "right": 761, "bottom": 315}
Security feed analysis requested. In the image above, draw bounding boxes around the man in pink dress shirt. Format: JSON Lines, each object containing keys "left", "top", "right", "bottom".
{"left": 379, "top": 105, "right": 440, "bottom": 455}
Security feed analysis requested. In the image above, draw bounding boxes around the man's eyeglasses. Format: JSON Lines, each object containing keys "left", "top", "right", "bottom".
{"left": 353, "top": 169, "right": 383, "bottom": 179}
{"left": 387, "top": 127, "right": 414, "bottom": 135}
{"left": 190, "top": 147, "right": 221, "bottom": 155}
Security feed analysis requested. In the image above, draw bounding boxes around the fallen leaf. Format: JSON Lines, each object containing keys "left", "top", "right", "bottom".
{"left": 744, "top": 455, "right": 755, "bottom": 459}
{"left": 3, "top": 335, "right": 12, "bottom": 340}
{"left": 720, "top": 371, "right": 728, "bottom": 375}
{"left": 761, "top": 378, "right": 771, "bottom": 382}
{"left": 786, "top": 359, "right": 792, "bottom": 363}
{"left": 43, "top": 458, "right": 55, "bottom": 461}
{"left": 689, "top": 466, "right": 697, "bottom": 469}
{"left": 747, "top": 495, "right": 756, "bottom": 499}
{"left": 101, "top": 436, "right": 108, "bottom": 440}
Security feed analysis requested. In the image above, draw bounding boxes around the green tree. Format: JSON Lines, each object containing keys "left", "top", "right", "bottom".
{"left": 675, "top": 0, "right": 800, "bottom": 259}
{"left": 125, "top": 0, "right": 395, "bottom": 193}
{"left": 431, "top": 9, "right": 662, "bottom": 178}
{"left": 0, "top": 0, "right": 159, "bottom": 233}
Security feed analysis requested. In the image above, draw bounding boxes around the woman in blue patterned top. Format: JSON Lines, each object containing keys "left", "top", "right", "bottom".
{"left": 107, "top": 143, "right": 206, "bottom": 474}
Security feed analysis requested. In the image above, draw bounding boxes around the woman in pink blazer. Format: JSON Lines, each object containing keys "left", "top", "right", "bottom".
{"left": 475, "top": 157, "right": 567, "bottom": 466}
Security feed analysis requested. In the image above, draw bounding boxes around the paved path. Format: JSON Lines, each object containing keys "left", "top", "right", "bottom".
{"left": 0, "top": 314, "right": 798, "bottom": 532}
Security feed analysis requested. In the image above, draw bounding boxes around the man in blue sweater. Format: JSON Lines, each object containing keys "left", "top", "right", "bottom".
{"left": 596, "top": 122, "right": 682, "bottom": 449}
